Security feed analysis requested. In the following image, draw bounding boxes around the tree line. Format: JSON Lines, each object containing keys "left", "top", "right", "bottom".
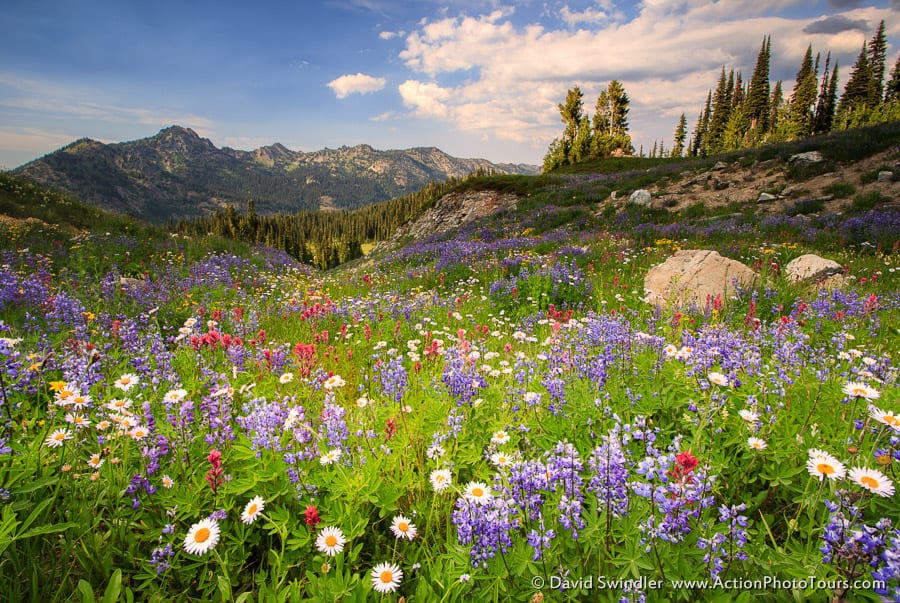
{"left": 547, "top": 21, "right": 900, "bottom": 163}
{"left": 171, "top": 176, "right": 469, "bottom": 270}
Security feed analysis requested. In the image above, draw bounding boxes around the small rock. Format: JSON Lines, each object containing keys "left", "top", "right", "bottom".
{"left": 877, "top": 171, "right": 894, "bottom": 183}
{"left": 758, "top": 192, "right": 778, "bottom": 202}
{"left": 610, "top": 191, "right": 619, "bottom": 201}
{"left": 628, "top": 189, "right": 652, "bottom": 206}
{"left": 712, "top": 178, "right": 730, "bottom": 191}
{"left": 712, "top": 161, "right": 728, "bottom": 171}
{"left": 788, "top": 151, "right": 823, "bottom": 164}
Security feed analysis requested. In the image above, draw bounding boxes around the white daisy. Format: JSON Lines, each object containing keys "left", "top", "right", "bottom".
{"left": 370, "top": 562, "right": 403, "bottom": 593}
{"left": 708, "top": 372, "right": 730, "bottom": 387}
{"left": 183, "top": 518, "right": 220, "bottom": 555}
{"left": 315, "top": 526, "right": 346, "bottom": 556}
{"left": 463, "top": 481, "right": 492, "bottom": 504}
{"left": 113, "top": 373, "right": 139, "bottom": 392}
{"left": 429, "top": 469, "right": 452, "bottom": 492}
{"left": 868, "top": 405, "right": 900, "bottom": 432}
{"left": 490, "top": 430, "right": 510, "bottom": 445}
{"left": 163, "top": 389, "right": 188, "bottom": 404}
{"left": 240, "top": 496, "right": 265, "bottom": 525}
{"left": 849, "top": 467, "right": 895, "bottom": 497}
{"left": 747, "top": 437, "right": 767, "bottom": 450}
{"left": 842, "top": 382, "right": 880, "bottom": 400}
{"left": 320, "top": 448, "right": 342, "bottom": 465}
{"left": 806, "top": 449, "right": 846, "bottom": 480}
{"left": 45, "top": 428, "right": 72, "bottom": 448}
{"left": 390, "top": 515, "right": 417, "bottom": 540}
{"left": 738, "top": 409, "right": 759, "bottom": 423}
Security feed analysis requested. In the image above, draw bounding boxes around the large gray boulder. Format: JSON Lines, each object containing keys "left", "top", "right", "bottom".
{"left": 788, "top": 151, "right": 823, "bottom": 164}
{"left": 628, "top": 189, "right": 652, "bottom": 206}
{"left": 784, "top": 254, "right": 843, "bottom": 283}
{"left": 644, "top": 249, "right": 758, "bottom": 307}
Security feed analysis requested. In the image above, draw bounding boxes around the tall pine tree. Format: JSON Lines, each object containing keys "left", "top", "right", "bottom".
{"left": 837, "top": 43, "right": 873, "bottom": 119}
{"left": 867, "top": 20, "right": 887, "bottom": 106}
{"left": 814, "top": 54, "right": 838, "bottom": 134}
{"left": 672, "top": 113, "right": 687, "bottom": 158}
{"left": 746, "top": 36, "right": 772, "bottom": 131}
{"left": 789, "top": 45, "right": 819, "bottom": 138}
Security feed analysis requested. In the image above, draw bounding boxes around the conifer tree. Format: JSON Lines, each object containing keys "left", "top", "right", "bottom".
{"left": 558, "top": 86, "right": 585, "bottom": 163}
{"left": 708, "top": 67, "right": 734, "bottom": 153}
{"left": 867, "top": 20, "right": 887, "bottom": 105}
{"left": 672, "top": 113, "right": 687, "bottom": 158}
{"left": 789, "top": 45, "right": 819, "bottom": 138}
{"left": 746, "top": 36, "right": 772, "bottom": 131}
{"left": 885, "top": 55, "right": 900, "bottom": 103}
{"left": 837, "top": 43, "right": 873, "bottom": 119}
{"left": 692, "top": 92, "right": 712, "bottom": 157}
{"left": 814, "top": 54, "right": 838, "bottom": 134}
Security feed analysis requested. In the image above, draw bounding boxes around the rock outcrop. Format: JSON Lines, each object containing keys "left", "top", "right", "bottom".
{"left": 644, "top": 249, "right": 758, "bottom": 307}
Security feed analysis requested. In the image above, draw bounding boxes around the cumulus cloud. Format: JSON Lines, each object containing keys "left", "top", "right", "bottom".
{"left": 559, "top": 5, "right": 610, "bottom": 27}
{"left": 391, "top": 2, "right": 891, "bottom": 160}
{"left": 326, "top": 73, "right": 387, "bottom": 99}
{"left": 803, "top": 15, "right": 869, "bottom": 34}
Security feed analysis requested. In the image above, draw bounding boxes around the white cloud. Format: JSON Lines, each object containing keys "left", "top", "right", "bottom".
{"left": 326, "top": 72, "right": 387, "bottom": 99}
{"left": 559, "top": 5, "right": 610, "bottom": 27}
{"left": 379, "top": 30, "right": 405, "bottom": 40}
{"left": 392, "top": 3, "right": 896, "bottom": 159}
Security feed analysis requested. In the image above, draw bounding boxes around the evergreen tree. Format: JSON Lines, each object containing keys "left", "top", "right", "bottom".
{"left": 572, "top": 116, "right": 593, "bottom": 163}
{"left": 814, "top": 54, "right": 838, "bottom": 134}
{"left": 672, "top": 113, "right": 687, "bottom": 158}
{"left": 590, "top": 89, "right": 611, "bottom": 157}
{"left": 692, "top": 92, "right": 712, "bottom": 157}
{"left": 885, "top": 55, "right": 900, "bottom": 103}
{"left": 592, "top": 81, "right": 633, "bottom": 156}
{"left": 767, "top": 80, "right": 790, "bottom": 142}
{"left": 789, "top": 45, "right": 819, "bottom": 138}
{"left": 837, "top": 43, "right": 873, "bottom": 119}
{"left": 708, "top": 67, "right": 734, "bottom": 152}
{"left": 732, "top": 71, "right": 745, "bottom": 111}
{"left": 867, "top": 20, "right": 887, "bottom": 106}
{"left": 746, "top": 36, "right": 772, "bottom": 131}
{"left": 558, "top": 86, "right": 585, "bottom": 162}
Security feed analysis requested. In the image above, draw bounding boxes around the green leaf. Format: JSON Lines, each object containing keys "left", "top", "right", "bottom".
{"left": 77, "top": 580, "right": 97, "bottom": 603}
{"left": 217, "top": 575, "right": 232, "bottom": 602}
{"left": 19, "top": 521, "right": 80, "bottom": 539}
{"left": 102, "top": 569, "right": 122, "bottom": 603}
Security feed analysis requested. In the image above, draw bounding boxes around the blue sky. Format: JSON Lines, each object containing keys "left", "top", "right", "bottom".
{"left": 1, "top": 0, "right": 898, "bottom": 169}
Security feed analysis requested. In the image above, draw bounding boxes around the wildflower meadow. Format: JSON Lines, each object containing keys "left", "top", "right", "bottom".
{"left": 0, "top": 194, "right": 898, "bottom": 602}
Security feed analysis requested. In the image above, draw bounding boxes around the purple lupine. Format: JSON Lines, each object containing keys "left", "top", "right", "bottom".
{"left": 451, "top": 495, "right": 518, "bottom": 569}
{"left": 588, "top": 434, "right": 630, "bottom": 518}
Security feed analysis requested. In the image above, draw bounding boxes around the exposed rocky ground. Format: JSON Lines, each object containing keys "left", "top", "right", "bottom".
{"left": 629, "top": 147, "right": 900, "bottom": 214}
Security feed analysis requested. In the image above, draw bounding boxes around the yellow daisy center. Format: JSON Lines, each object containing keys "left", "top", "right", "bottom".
{"left": 471, "top": 487, "right": 484, "bottom": 497}
{"left": 325, "top": 534, "right": 337, "bottom": 547}
{"left": 817, "top": 464, "right": 834, "bottom": 475}
{"left": 247, "top": 504, "right": 258, "bottom": 515}
{"left": 194, "top": 527, "right": 211, "bottom": 543}
{"left": 398, "top": 522, "right": 409, "bottom": 532}
{"left": 851, "top": 388, "right": 867, "bottom": 396}
{"left": 53, "top": 433, "right": 65, "bottom": 441}
{"left": 380, "top": 570, "right": 394, "bottom": 583}
{"left": 860, "top": 476, "right": 880, "bottom": 489}
{"left": 883, "top": 415, "right": 899, "bottom": 427}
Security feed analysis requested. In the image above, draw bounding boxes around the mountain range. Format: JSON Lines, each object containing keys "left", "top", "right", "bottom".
{"left": 13, "top": 126, "right": 538, "bottom": 223}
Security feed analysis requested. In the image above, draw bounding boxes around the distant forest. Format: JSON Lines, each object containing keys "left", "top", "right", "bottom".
{"left": 172, "top": 177, "right": 466, "bottom": 270}
{"left": 546, "top": 21, "right": 900, "bottom": 168}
